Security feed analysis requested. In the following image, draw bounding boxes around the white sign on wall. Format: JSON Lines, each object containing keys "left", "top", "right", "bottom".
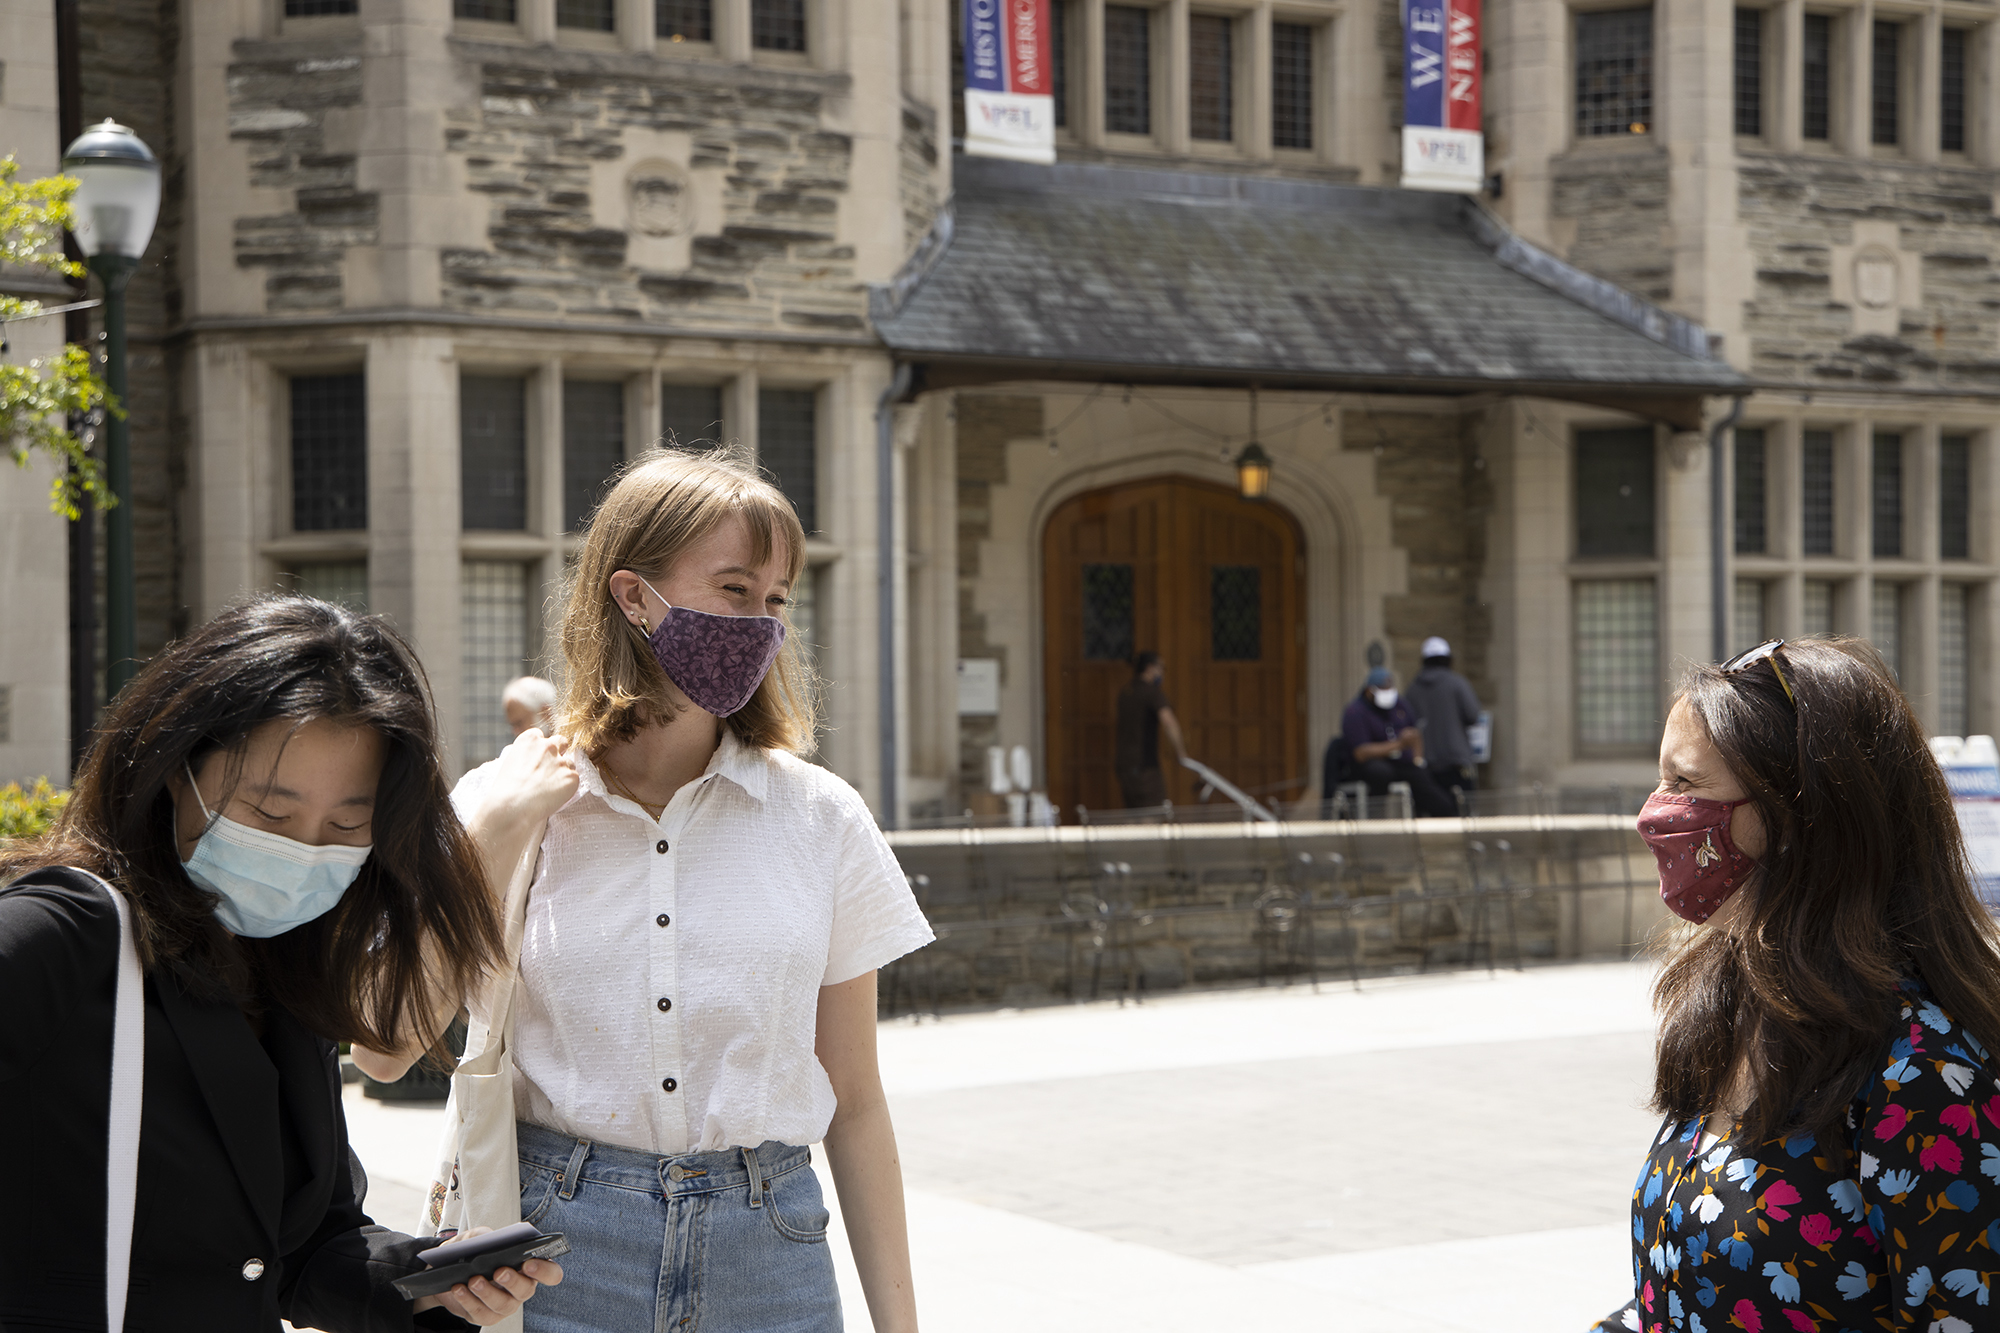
{"left": 958, "top": 659, "right": 1000, "bottom": 715}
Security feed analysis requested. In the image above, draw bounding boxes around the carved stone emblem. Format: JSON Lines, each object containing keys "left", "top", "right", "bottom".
{"left": 1854, "top": 248, "right": 1899, "bottom": 310}
{"left": 627, "top": 159, "right": 692, "bottom": 237}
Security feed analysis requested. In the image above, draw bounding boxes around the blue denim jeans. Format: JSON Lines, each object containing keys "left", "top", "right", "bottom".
{"left": 516, "top": 1120, "right": 843, "bottom": 1333}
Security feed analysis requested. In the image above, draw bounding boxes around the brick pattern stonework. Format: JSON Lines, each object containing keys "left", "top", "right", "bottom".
{"left": 1342, "top": 410, "right": 1493, "bottom": 700}
{"left": 1738, "top": 154, "right": 2000, "bottom": 387}
{"left": 442, "top": 43, "right": 863, "bottom": 331}
{"left": 899, "top": 100, "right": 941, "bottom": 252}
{"left": 954, "top": 394, "right": 1043, "bottom": 790}
{"left": 1551, "top": 147, "right": 1673, "bottom": 304}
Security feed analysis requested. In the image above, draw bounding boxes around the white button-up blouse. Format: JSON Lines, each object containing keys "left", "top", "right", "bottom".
{"left": 452, "top": 732, "right": 934, "bottom": 1156}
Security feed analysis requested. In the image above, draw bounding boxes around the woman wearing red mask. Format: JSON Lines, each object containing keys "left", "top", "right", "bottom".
{"left": 1598, "top": 637, "right": 2000, "bottom": 1333}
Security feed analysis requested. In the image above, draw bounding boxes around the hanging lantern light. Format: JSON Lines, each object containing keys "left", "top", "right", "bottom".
{"left": 1235, "top": 441, "right": 1272, "bottom": 501}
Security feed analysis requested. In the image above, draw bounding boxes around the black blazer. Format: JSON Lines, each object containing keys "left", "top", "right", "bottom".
{"left": 0, "top": 868, "right": 466, "bottom": 1333}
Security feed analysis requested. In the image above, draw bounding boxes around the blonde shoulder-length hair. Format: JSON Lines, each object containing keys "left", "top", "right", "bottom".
{"left": 558, "top": 445, "right": 816, "bottom": 756}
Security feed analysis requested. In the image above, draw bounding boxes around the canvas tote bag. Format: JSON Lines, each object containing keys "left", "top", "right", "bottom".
{"left": 415, "top": 807, "right": 547, "bottom": 1330}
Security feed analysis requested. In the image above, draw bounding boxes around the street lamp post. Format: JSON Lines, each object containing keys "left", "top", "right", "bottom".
{"left": 63, "top": 120, "right": 160, "bottom": 698}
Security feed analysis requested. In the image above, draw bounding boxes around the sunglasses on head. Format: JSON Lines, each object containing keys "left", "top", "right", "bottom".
{"left": 1719, "top": 638, "right": 1797, "bottom": 706}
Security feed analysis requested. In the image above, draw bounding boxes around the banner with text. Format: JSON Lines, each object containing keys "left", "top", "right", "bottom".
{"left": 964, "top": 0, "right": 1056, "bottom": 163}
{"left": 1401, "top": 0, "right": 1482, "bottom": 193}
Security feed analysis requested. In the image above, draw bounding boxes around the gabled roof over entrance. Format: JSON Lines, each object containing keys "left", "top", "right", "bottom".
{"left": 872, "top": 158, "right": 1745, "bottom": 428}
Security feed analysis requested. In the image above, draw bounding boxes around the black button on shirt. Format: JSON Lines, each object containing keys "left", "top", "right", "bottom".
{"left": 661, "top": 1077, "right": 678, "bottom": 1093}
{"left": 657, "top": 997, "right": 672, "bottom": 1012}
{"left": 656, "top": 840, "right": 669, "bottom": 854}
{"left": 656, "top": 913, "right": 671, "bottom": 928}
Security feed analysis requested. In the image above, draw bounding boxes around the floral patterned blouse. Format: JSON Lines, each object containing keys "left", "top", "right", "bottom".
{"left": 1595, "top": 980, "right": 2000, "bottom": 1333}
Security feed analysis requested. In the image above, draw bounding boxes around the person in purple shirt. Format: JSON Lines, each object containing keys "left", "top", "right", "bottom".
{"left": 1340, "top": 667, "right": 1457, "bottom": 817}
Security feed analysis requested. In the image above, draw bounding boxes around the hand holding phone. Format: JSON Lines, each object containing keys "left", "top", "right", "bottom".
{"left": 392, "top": 1222, "right": 572, "bottom": 1301}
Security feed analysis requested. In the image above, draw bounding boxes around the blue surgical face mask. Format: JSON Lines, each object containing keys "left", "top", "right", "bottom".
{"left": 180, "top": 762, "right": 373, "bottom": 938}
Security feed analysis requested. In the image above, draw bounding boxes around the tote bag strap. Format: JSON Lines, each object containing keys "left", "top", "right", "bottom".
{"left": 84, "top": 870, "right": 145, "bottom": 1333}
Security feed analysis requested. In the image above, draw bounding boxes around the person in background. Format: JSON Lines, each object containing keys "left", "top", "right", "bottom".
{"left": 1404, "top": 636, "right": 1482, "bottom": 801}
{"left": 1597, "top": 638, "right": 2000, "bottom": 1332}
{"left": 503, "top": 675, "right": 559, "bottom": 737}
{"left": 1341, "top": 667, "right": 1456, "bottom": 818}
{"left": 1116, "top": 651, "right": 1188, "bottom": 809}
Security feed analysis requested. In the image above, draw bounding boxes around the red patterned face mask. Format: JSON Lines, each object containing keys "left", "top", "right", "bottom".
{"left": 1637, "top": 792, "right": 1755, "bottom": 924}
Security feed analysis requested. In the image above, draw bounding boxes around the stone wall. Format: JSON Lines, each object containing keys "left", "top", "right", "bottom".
{"left": 898, "top": 97, "right": 940, "bottom": 253}
{"left": 1341, "top": 410, "right": 1492, "bottom": 699}
{"left": 1737, "top": 153, "right": 2000, "bottom": 388}
{"left": 1549, "top": 146, "right": 1673, "bottom": 304}
{"left": 954, "top": 394, "right": 1042, "bottom": 791}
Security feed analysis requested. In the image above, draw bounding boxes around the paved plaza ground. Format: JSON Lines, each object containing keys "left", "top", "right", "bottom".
{"left": 343, "top": 958, "right": 1661, "bottom": 1331}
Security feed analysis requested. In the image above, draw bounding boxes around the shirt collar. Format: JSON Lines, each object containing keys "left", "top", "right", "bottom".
{"left": 572, "top": 728, "right": 769, "bottom": 816}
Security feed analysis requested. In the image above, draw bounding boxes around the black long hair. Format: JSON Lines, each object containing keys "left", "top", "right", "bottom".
{"left": 4, "top": 595, "right": 503, "bottom": 1053}
{"left": 1652, "top": 636, "right": 2000, "bottom": 1143}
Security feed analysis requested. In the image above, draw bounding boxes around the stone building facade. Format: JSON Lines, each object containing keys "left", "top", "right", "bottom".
{"left": 0, "top": 0, "right": 1993, "bottom": 822}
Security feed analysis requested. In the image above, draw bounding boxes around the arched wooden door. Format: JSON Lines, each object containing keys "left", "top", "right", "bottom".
{"left": 1043, "top": 477, "right": 1306, "bottom": 818}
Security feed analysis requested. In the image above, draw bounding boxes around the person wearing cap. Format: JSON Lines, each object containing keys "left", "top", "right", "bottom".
{"left": 1340, "top": 667, "right": 1456, "bottom": 818}
{"left": 1404, "top": 636, "right": 1483, "bottom": 801}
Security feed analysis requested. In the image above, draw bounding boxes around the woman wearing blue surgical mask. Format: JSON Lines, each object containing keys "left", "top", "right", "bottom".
{"left": 356, "top": 445, "right": 933, "bottom": 1333}
{"left": 0, "top": 595, "right": 562, "bottom": 1332}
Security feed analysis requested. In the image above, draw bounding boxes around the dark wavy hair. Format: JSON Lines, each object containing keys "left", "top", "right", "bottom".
{"left": 3, "top": 595, "right": 503, "bottom": 1053}
{"left": 1652, "top": 636, "right": 2000, "bottom": 1144}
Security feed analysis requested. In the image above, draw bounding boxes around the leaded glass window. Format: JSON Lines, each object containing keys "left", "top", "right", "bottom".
{"left": 1082, "top": 564, "right": 1134, "bottom": 661}
{"left": 1871, "top": 20, "right": 1900, "bottom": 146}
{"left": 753, "top": 0, "right": 806, "bottom": 51}
{"left": 759, "top": 388, "right": 818, "bottom": 533}
{"left": 1803, "top": 15, "right": 1832, "bottom": 141}
{"left": 1802, "top": 430, "right": 1834, "bottom": 556}
{"left": 564, "top": 380, "right": 624, "bottom": 534}
{"left": 1872, "top": 433, "right": 1902, "bottom": 557}
{"left": 658, "top": 0, "right": 711, "bottom": 40}
{"left": 455, "top": 0, "right": 517, "bottom": 20}
{"left": 1575, "top": 8, "right": 1652, "bottom": 138}
{"left": 1189, "top": 14, "right": 1233, "bottom": 142}
{"left": 462, "top": 375, "right": 528, "bottom": 532}
{"left": 1576, "top": 428, "right": 1655, "bottom": 558}
{"left": 1803, "top": 579, "right": 1835, "bottom": 636}
{"left": 1575, "top": 579, "right": 1658, "bottom": 749}
{"left": 662, "top": 384, "right": 725, "bottom": 450}
{"left": 1210, "top": 565, "right": 1260, "bottom": 660}
{"left": 286, "top": 0, "right": 356, "bottom": 14}
{"left": 1943, "top": 29, "right": 1968, "bottom": 153}
{"left": 1871, "top": 581, "right": 1902, "bottom": 678}
{"left": 1940, "top": 583, "right": 1970, "bottom": 736}
{"left": 1734, "top": 426, "right": 1766, "bottom": 554}
{"left": 292, "top": 561, "right": 367, "bottom": 611}
{"left": 291, "top": 373, "right": 367, "bottom": 533}
{"left": 1941, "top": 436, "right": 1971, "bottom": 559}
{"left": 1733, "top": 8, "right": 1762, "bottom": 137}
{"left": 1105, "top": 6, "right": 1152, "bottom": 135}
{"left": 1272, "top": 22, "right": 1314, "bottom": 150}
{"left": 462, "top": 560, "right": 531, "bottom": 767}
{"left": 558, "top": 0, "right": 615, "bottom": 28}
{"left": 1733, "top": 579, "right": 1767, "bottom": 654}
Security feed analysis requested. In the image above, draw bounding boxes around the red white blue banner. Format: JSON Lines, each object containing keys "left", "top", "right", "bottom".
{"left": 964, "top": 0, "right": 1056, "bottom": 164}
{"left": 1401, "top": 0, "right": 1482, "bottom": 193}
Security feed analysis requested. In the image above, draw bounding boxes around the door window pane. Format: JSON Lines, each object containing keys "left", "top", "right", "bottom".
{"left": 1940, "top": 584, "right": 1970, "bottom": 737}
{"left": 462, "top": 561, "right": 531, "bottom": 767}
{"left": 1803, "top": 14, "right": 1831, "bottom": 141}
{"left": 1575, "top": 428, "right": 1656, "bottom": 558}
{"left": 462, "top": 376, "right": 528, "bottom": 531}
{"left": 1733, "top": 8, "right": 1762, "bottom": 136}
{"left": 1575, "top": 579, "right": 1658, "bottom": 749}
{"left": 291, "top": 560, "right": 367, "bottom": 611}
{"left": 1082, "top": 563, "right": 1134, "bottom": 661}
{"left": 1210, "top": 565, "right": 1260, "bottom": 660}
{"left": 657, "top": 0, "right": 711, "bottom": 40}
{"left": 752, "top": 0, "right": 805, "bottom": 50}
{"left": 1189, "top": 14, "right": 1233, "bottom": 143}
{"left": 1872, "top": 432, "right": 1902, "bottom": 557}
{"left": 1871, "top": 20, "right": 1900, "bottom": 146}
{"left": 286, "top": 0, "right": 356, "bottom": 13}
{"left": 1734, "top": 426, "right": 1766, "bottom": 554}
{"left": 291, "top": 373, "right": 367, "bottom": 532}
{"left": 1272, "top": 22, "right": 1314, "bottom": 150}
{"left": 1943, "top": 29, "right": 1968, "bottom": 153}
{"left": 1105, "top": 6, "right": 1152, "bottom": 135}
{"left": 1575, "top": 8, "right": 1653, "bottom": 138}
{"left": 1802, "top": 430, "right": 1834, "bottom": 555}
{"left": 1733, "top": 579, "right": 1767, "bottom": 653}
{"left": 564, "top": 380, "right": 624, "bottom": 533}
{"left": 455, "top": 0, "right": 517, "bottom": 19}
{"left": 1803, "top": 578, "right": 1835, "bottom": 635}
{"left": 1871, "top": 581, "right": 1902, "bottom": 678}
{"left": 1053, "top": 0, "right": 1069, "bottom": 127}
{"left": 1941, "top": 435, "right": 1971, "bottom": 559}
{"left": 661, "top": 384, "right": 725, "bottom": 450}
{"left": 758, "top": 388, "right": 818, "bottom": 534}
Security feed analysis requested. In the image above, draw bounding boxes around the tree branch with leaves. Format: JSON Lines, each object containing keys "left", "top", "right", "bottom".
{"left": 0, "top": 154, "right": 115, "bottom": 520}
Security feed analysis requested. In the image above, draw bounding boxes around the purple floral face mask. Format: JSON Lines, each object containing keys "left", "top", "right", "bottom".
{"left": 631, "top": 574, "right": 787, "bottom": 717}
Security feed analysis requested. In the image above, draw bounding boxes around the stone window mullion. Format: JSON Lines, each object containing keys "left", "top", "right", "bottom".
{"left": 1165, "top": 0, "right": 1192, "bottom": 151}
{"left": 1247, "top": 2, "right": 1273, "bottom": 158}
{"left": 1845, "top": 1, "right": 1873, "bottom": 155}
{"left": 1774, "top": 0, "right": 1804, "bottom": 148}
{"left": 1914, "top": 8, "right": 1942, "bottom": 160}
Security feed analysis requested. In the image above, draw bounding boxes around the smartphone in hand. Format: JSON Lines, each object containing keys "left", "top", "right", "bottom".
{"left": 391, "top": 1222, "right": 571, "bottom": 1301}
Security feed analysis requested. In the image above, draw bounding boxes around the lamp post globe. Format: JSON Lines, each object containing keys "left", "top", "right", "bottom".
{"left": 63, "top": 120, "right": 160, "bottom": 699}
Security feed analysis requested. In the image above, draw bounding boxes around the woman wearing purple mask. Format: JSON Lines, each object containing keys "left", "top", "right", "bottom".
{"left": 358, "top": 446, "right": 931, "bottom": 1333}
{"left": 1596, "top": 637, "right": 2000, "bottom": 1333}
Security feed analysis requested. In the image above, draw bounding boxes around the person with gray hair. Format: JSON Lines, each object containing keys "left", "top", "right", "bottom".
{"left": 502, "top": 675, "right": 559, "bottom": 737}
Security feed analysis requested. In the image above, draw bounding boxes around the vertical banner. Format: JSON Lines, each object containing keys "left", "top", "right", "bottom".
{"left": 1401, "top": 0, "right": 1483, "bottom": 193}
{"left": 964, "top": 0, "right": 1057, "bottom": 163}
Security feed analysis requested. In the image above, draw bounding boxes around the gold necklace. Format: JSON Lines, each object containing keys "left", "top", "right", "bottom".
{"left": 600, "top": 762, "right": 666, "bottom": 818}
